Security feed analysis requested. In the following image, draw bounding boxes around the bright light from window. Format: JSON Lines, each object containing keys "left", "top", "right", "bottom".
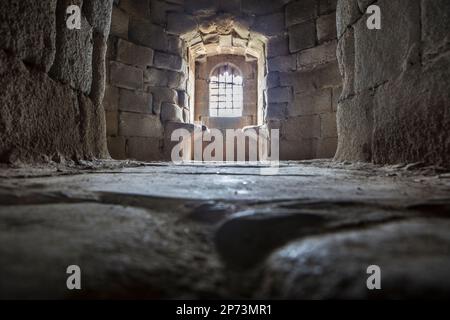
{"left": 209, "top": 64, "right": 243, "bottom": 117}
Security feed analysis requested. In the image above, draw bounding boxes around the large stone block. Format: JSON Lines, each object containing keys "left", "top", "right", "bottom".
{"left": 105, "top": 111, "right": 119, "bottom": 136}
{"left": 50, "top": 1, "right": 93, "bottom": 94}
{"left": 147, "top": 86, "right": 178, "bottom": 114}
{"left": 117, "top": 39, "right": 154, "bottom": 68}
{"left": 185, "top": 0, "right": 219, "bottom": 16}
{"left": 280, "top": 61, "right": 341, "bottom": 94}
{"left": 319, "top": 0, "right": 338, "bottom": 15}
{"left": 268, "top": 55, "right": 297, "bottom": 72}
{"left": 107, "top": 136, "right": 127, "bottom": 159}
{"left": 421, "top": 0, "right": 450, "bottom": 60}
{"left": 0, "top": 0, "right": 56, "bottom": 71}
{"left": 119, "top": 89, "right": 153, "bottom": 114}
{"left": 154, "top": 52, "right": 183, "bottom": 71}
{"left": 316, "top": 137, "right": 338, "bottom": 158}
{"left": 161, "top": 103, "right": 184, "bottom": 122}
{"left": 336, "top": 27, "right": 354, "bottom": 99}
{"left": 336, "top": 0, "right": 361, "bottom": 38}
{"left": 267, "top": 87, "right": 293, "bottom": 104}
{"left": 281, "top": 115, "right": 321, "bottom": 140}
{"left": 297, "top": 40, "right": 337, "bottom": 69}
{"left": 285, "top": 0, "right": 317, "bottom": 27}
{"left": 372, "top": 54, "right": 450, "bottom": 166}
{"left": 150, "top": 0, "right": 184, "bottom": 26}
{"left": 167, "top": 12, "right": 197, "bottom": 36}
{"left": 241, "top": 0, "right": 286, "bottom": 16}
{"left": 127, "top": 137, "right": 163, "bottom": 161}
{"left": 267, "top": 36, "right": 290, "bottom": 58}
{"left": 317, "top": 12, "right": 337, "bottom": 43}
{"left": 119, "top": 112, "right": 163, "bottom": 137}
{"left": 103, "top": 85, "right": 120, "bottom": 111}
{"left": 289, "top": 89, "right": 332, "bottom": 116}
{"left": 266, "top": 103, "right": 288, "bottom": 120}
{"left": 129, "top": 18, "right": 168, "bottom": 51}
{"left": 84, "top": 0, "right": 114, "bottom": 36}
{"left": 334, "top": 90, "right": 373, "bottom": 162}
{"left": 119, "top": 0, "right": 150, "bottom": 19}
{"left": 110, "top": 6, "right": 129, "bottom": 39}
{"left": 110, "top": 61, "right": 143, "bottom": 90}
{"left": 289, "top": 21, "right": 317, "bottom": 53}
{"left": 320, "top": 112, "right": 337, "bottom": 137}
{"left": 0, "top": 50, "right": 107, "bottom": 162}
{"left": 279, "top": 138, "right": 316, "bottom": 160}
{"left": 253, "top": 13, "right": 285, "bottom": 37}
{"left": 353, "top": 0, "right": 420, "bottom": 92}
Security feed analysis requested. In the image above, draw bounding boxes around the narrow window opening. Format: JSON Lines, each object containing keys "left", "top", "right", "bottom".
{"left": 209, "top": 64, "right": 243, "bottom": 117}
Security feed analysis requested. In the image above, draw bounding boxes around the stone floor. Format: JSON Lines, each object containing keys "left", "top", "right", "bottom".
{"left": 0, "top": 160, "right": 449, "bottom": 299}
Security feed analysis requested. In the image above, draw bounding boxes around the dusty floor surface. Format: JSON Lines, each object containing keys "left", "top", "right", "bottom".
{"left": 0, "top": 160, "right": 449, "bottom": 299}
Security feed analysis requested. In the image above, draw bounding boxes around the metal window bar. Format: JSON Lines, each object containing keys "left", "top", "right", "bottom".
{"left": 209, "top": 64, "right": 243, "bottom": 117}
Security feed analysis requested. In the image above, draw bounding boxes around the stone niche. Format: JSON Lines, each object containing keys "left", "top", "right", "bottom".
{"left": 104, "top": 0, "right": 342, "bottom": 161}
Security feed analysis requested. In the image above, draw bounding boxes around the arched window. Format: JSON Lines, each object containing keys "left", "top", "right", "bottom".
{"left": 209, "top": 64, "right": 243, "bottom": 117}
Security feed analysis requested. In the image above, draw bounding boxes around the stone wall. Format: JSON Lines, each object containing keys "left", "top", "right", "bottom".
{"left": 195, "top": 55, "right": 257, "bottom": 130}
{"left": 335, "top": 0, "right": 450, "bottom": 167}
{"left": 104, "top": 0, "right": 342, "bottom": 161}
{"left": 0, "top": 0, "right": 112, "bottom": 163}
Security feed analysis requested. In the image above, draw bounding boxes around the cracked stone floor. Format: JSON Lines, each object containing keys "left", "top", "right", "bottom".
{"left": 0, "top": 160, "right": 449, "bottom": 299}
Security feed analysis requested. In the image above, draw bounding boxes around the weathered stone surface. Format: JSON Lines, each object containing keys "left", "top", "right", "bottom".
{"left": 320, "top": 112, "right": 337, "bottom": 137}
{"left": 372, "top": 54, "right": 450, "bottom": 166}
{"left": 336, "top": 27, "right": 354, "bottom": 98}
{"left": 267, "top": 87, "right": 293, "bottom": 104}
{"left": 167, "top": 12, "right": 198, "bottom": 36}
{"left": 0, "top": 50, "right": 107, "bottom": 162}
{"left": 110, "top": 6, "right": 129, "bottom": 38}
{"left": 258, "top": 219, "right": 450, "bottom": 299}
{"left": 282, "top": 115, "right": 321, "bottom": 140}
{"left": 289, "top": 89, "right": 332, "bottom": 116}
{"left": 335, "top": 90, "right": 373, "bottom": 162}
{"left": 84, "top": 0, "right": 114, "bottom": 37}
{"left": 127, "top": 137, "right": 163, "bottom": 161}
{"left": 253, "top": 13, "right": 285, "bottom": 37}
{"left": 129, "top": 19, "right": 168, "bottom": 51}
{"left": 288, "top": 21, "right": 317, "bottom": 53}
{"left": 353, "top": 0, "right": 421, "bottom": 92}
{"left": 336, "top": 0, "right": 361, "bottom": 38}
{"left": 267, "top": 36, "right": 290, "bottom": 58}
{"left": 147, "top": 87, "right": 178, "bottom": 114}
{"left": 154, "top": 52, "right": 183, "bottom": 71}
{"left": 106, "top": 111, "right": 119, "bottom": 136}
{"left": 110, "top": 61, "right": 143, "bottom": 90}
{"left": 119, "top": 89, "right": 153, "bottom": 114}
{"left": 241, "top": 0, "right": 286, "bottom": 16}
{"left": 421, "top": 0, "right": 450, "bottom": 60}
{"left": 316, "top": 137, "right": 338, "bottom": 158}
{"left": 268, "top": 55, "right": 296, "bottom": 72}
{"left": 319, "top": 0, "right": 338, "bottom": 15}
{"left": 150, "top": 0, "right": 184, "bottom": 25}
{"left": 119, "top": 112, "right": 163, "bottom": 137}
{"left": 103, "top": 85, "right": 120, "bottom": 111}
{"left": 90, "top": 33, "right": 108, "bottom": 106}
{"left": 317, "top": 13, "right": 337, "bottom": 43}
{"left": 50, "top": 1, "right": 93, "bottom": 94}
{"left": 266, "top": 103, "right": 288, "bottom": 120}
{"left": 161, "top": 103, "right": 184, "bottom": 122}
{"left": 117, "top": 39, "right": 154, "bottom": 68}
{"left": 285, "top": 0, "right": 317, "bottom": 27}
{"left": 280, "top": 61, "right": 341, "bottom": 94}
{"left": 107, "top": 136, "right": 126, "bottom": 159}
{"left": 119, "top": 0, "right": 150, "bottom": 19}
{"left": 297, "top": 40, "right": 337, "bottom": 69}
{"left": 0, "top": 0, "right": 57, "bottom": 72}
{"left": 145, "top": 67, "right": 185, "bottom": 89}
